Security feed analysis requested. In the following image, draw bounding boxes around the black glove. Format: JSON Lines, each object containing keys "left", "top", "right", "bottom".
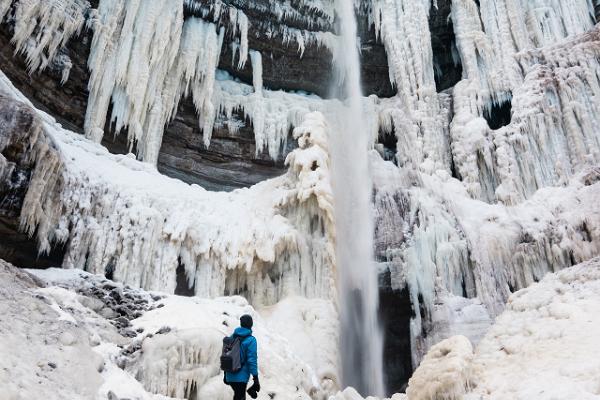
{"left": 247, "top": 387, "right": 258, "bottom": 399}
{"left": 247, "top": 376, "right": 260, "bottom": 398}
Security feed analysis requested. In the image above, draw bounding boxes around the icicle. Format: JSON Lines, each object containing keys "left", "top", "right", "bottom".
{"left": 234, "top": 10, "right": 249, "bottom": 69}
{"left": 250, "top": 50, "right": 263, "bottom": 95}
{"left": 8, "top": 0, "right": 89, "bottom": 79}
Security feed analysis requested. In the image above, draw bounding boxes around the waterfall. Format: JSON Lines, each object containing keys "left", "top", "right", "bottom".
{"left": 330, "top": 0, "right": 386, "bottom": 396}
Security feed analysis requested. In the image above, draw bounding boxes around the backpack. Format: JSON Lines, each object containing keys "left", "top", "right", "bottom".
{"left": 220, "top": 335, "right": 245, "bottom": 372}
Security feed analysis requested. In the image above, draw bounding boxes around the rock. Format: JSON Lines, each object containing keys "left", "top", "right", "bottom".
{"left": 107, "top": 390, "right": 119, "bottom": 400}
{"left": 77, "top": 295, "right": 104, "bottom": 312}
{"left": 155, "top": 326, "right": 171, "bottom": 335}
{"left": 47, "top": 362, "right": 57, "bottom": 369}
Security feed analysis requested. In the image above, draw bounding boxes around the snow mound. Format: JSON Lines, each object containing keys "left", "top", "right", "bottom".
{"left": 401, "top": 258, "right": 600, "bottom": 400}
{"left": 406, "top": 336, "right": 473, "bottom": 400}
{"left": 465, "top": 257, "right": 600, "bottom": 400}
{"left": 328, "top": 387, "right": 407, "bottom": 400}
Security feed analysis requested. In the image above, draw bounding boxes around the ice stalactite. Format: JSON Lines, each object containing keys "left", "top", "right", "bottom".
{"left": 0, "top": 0, "right": 89, "bottom": 82}
{"left": 370, "top": 142, "right": 600, "bottom": 364}
{"left": 250, "top": 50, "right": 263, "bottom": 95}
{"left": 369, "top": 0, "right": 452, "bottom": 173}
{"left": 230, "top": 8, "right": 249, "bottom": 69}
{"left": 213, "top": 76, "right": 330, "bottom": 160}
{"left": 85, "top": 0, "right": 227, "bottom": 164}
{"left": 0, "top": 0, "right": 12, "bottom": 24}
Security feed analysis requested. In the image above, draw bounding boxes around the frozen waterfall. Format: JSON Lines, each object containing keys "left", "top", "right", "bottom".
{"left": 331, "top": 0, "right": 385, "bottom": 396}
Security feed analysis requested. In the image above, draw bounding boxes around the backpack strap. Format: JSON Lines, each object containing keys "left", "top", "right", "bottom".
{"left": 235, "top": 334, "right": 253, "bottom": 366}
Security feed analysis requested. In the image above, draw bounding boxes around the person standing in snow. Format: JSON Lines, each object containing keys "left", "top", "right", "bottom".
{"left": 223, "top": 314, "right": 260, "bottom": 400}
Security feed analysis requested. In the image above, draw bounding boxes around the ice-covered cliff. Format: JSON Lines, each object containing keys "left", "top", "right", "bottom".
{"left": 1, "top": 0, "right": 600, "bottom": 397}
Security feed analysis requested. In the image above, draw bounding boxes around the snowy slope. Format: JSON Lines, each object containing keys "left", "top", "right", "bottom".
{"left": 465, "top": 257, "right": 600, "bottom": 400}
{"left": 0, "top": 262, "right": 339, "bottom": 400}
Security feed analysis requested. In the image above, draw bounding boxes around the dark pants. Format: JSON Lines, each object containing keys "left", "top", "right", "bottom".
{"left": 230, "top": 382, "right": 247, "bottom": 400}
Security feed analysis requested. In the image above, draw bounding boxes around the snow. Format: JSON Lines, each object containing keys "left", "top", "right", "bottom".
{"left": 0, "top": 260, "right": 341, "bottom": 399}
{"left": 128, "top": 295, "right": 335, "bottom": 400}
{"left": 0, "top": 262, "right": 105, "bottom": 400}
{"left": 406, "top": 336, "right": 473, "bottom": 400}
{"left": 401, "top": 257, "right": 600, "bottom": 400}
{"left": 464, "top": 257, "right": 600, "bottom": 399}
{"left": 16, "top": 264, "right": 338, "bottom": 400}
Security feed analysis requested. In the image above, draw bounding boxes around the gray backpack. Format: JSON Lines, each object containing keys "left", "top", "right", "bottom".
{"left": 220, "top": 336, "right": 244, "bottom": 372}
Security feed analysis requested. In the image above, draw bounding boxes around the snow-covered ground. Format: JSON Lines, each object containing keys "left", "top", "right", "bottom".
{"left": 465, "top": 256, "right": 600, "bottom": 400}
{"left": 3, "top": 258, "right": 600, "bottom": 400}
{"left": 0, "top": 260, "right": 339, "bottom": 400}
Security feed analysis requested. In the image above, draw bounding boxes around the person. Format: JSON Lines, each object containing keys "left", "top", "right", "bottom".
{"left": 224, "top": 314, "right": 260, "bottom": 400}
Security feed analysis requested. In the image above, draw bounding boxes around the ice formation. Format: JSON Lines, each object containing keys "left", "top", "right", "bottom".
{"left": 1, "top": 70, "right": 337, "bottom": 309}
{"left": 331, "top": 258, "right": 600, "bottom": 400}
{"left": 450, "top": 0, "right": 599, "bottom": 203}
{"left": 372, "top": 150, "right": 600, "bottom": 363}
{"left": 405, "top": 336, "right": 473, "bottom": 400}
{"left": 0, "top": 0, "right": 89, "bottom": 83}
{"left": 127, "top": 295, "right": 335, "bottom": 400}
{"left": 465, "top": 257, "right": 600, "bottom": 400}
{"left": 2, "top": 0, "right": 600, "bottom": 397}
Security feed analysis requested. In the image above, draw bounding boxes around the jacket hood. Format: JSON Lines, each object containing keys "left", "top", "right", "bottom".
{"left": 234, "top": 327, "right": 252, "bottom": 337}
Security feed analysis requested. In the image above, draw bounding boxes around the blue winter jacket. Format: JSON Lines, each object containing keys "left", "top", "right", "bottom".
{"left": 225, "top": 327, "right": 258, "bottom": 383}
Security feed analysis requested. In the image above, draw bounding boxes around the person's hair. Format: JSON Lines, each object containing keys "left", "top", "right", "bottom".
{"left": 240, "top": 314, "right": 253, "bottom": 329}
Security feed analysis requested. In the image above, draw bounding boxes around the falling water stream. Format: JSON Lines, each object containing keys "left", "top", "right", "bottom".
{"left": 329, "top": 0, "right": 386, "bottom": 396}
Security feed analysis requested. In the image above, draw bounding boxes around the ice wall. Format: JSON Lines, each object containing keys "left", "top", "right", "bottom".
{"left": 2, "top": 0, "right": 600, "bottom": 390}
{"left": 450, "top": 0, "right": 598, "bottom": 203}
{"left": 0, "top": 70, "right": 337, "bottom": 309}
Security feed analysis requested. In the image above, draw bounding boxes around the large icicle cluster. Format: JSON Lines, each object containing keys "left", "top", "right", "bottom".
{"left": 1, "top": 69, "right": 337, "bottom": 308}
{"left": 0, "top": 0, "right": 90, "bottom": 83}
{"left": 81, "top": 0, "right": 343, "bottom": 164}
{"left": 368, "top": 0, "right": 452, "bottom": 174}
{"left": 367, "top": 0, "right": 600, "bottom": 369}
{"left": 450, "top": 0, "right": 598, "bottom": 203}
{"left": 372, "top": 150, "right": 600, "bottom": 363}
{"left": 84, "top": 1, "right": 222, "bottom": 164}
